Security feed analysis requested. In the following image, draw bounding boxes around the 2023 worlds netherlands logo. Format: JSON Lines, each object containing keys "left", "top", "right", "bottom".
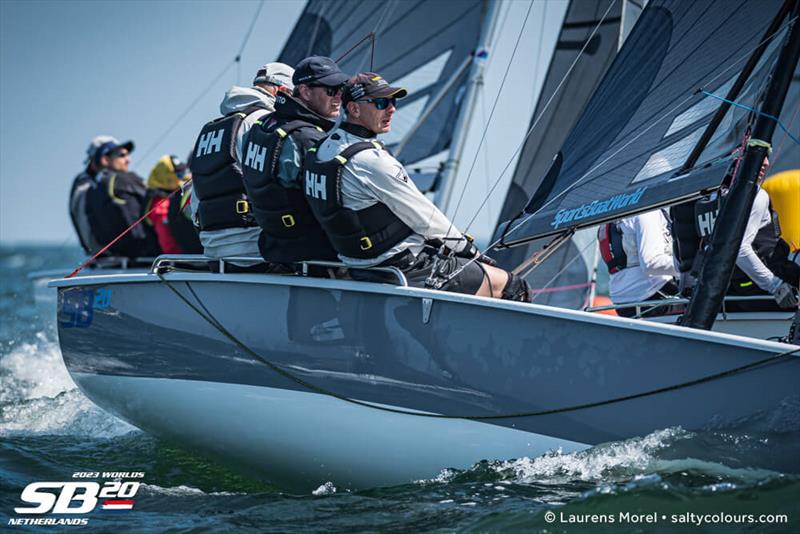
{"left": 8, "top": 472, "right": 144, "bottom": 527}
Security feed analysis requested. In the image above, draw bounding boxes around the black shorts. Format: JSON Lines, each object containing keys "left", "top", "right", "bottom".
{"left": 383, "top": 247, "right": 488, "bottom": 295}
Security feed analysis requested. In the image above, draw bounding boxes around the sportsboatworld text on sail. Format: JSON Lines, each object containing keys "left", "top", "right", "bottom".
{"left": 550, "top": 187, "right": 646, "bottom": 229}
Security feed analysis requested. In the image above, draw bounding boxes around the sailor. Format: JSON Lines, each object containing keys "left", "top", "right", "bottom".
{"left": 241, "top": 56, "right": 348, "bottom": 265}
{"left": 303, "top": 72, "right": 530, "bottom": 301}
{"left": 599, "top": 209, "right": 679, "bottom": 317}
{"left": 188, "top": 62, "right": 294, "bottom": 269}
{"left": 71, "top": 136, "right": 161, "bottom": 259}
{"left": 672, "top": 164, "right": 799, "bottom": 311}
{"left": 144, "top": 155, "right": 202, "bottom": 254}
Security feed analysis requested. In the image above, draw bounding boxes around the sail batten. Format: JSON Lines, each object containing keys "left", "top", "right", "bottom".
{"left": 497, "top": 0, "right": 790, "bottom": 247}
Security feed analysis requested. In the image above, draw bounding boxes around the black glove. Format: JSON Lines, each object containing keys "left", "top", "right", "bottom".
{"left": 455, "top": 241, "right": 480, "bottom": 259}
{"left": 477, "top": 254, "right": 497, "bottom": 266}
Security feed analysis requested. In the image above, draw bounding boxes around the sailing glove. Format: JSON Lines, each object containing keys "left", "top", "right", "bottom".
{"left": 772, "top": 281, "right": 799, "bottom": 309}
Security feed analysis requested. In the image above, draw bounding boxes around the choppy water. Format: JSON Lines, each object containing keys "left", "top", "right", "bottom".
{"left": 1, "top": 245, "right": 798, "bottom": 532}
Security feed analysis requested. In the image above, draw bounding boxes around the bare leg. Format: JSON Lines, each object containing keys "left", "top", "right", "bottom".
{"left": 474, "top": 264, "right": 510, "bottom": 299}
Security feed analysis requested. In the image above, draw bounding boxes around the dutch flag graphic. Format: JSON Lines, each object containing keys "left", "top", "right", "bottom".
{"left": 101, "top": 499, "right": 135, "bottom": 511}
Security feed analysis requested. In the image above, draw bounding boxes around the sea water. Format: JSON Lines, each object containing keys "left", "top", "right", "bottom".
{"left": 1, "top": 245, "right": 797, "bottom": 532}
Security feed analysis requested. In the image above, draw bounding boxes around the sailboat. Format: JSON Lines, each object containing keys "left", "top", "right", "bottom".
{"left": 51, "top": 0, "right": 800, "bottom": 492}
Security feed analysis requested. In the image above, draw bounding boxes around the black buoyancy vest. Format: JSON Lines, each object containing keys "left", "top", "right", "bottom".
{"left": 190, "top": 107, "right": 261, "bottom": 231}
{"left": 85, "top": 171, "right": 161, "bottom": 258}
{"left": 303, "top": 141, "right": 413, "bottom": 259}
{"left": 670, "top": 201, "right": 700, "bottom": 274}
{"left": 242, "top": 118, "right": 338, "bottom": 262}
{"left": 167, "top": 193, "right": 204, "bottom": 253}
{"left": 597, "top": 222, "right": 627, "bottom": 274}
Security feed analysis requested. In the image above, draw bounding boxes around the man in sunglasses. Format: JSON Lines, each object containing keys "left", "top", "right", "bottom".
{"left": 242, "top": 56, "right": 348, "bottom": 265}
{"left": 303, "top": 73, "right": 531, "bottom": 301}
{"left": 70, "top": 136, "right": 160, "bottom": 259}
{"left": 188, "top": 62, "right": 295, "bottom": 269}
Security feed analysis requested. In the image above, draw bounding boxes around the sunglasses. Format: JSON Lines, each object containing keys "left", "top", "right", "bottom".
{"left": 108, "top": 150, "right": 129, "bottom": 159}
{"left": 311, "top": 84, "right": 343, "bottom": 97}
{"left": 362, "top": 97, "right": 396, "bottom": 110}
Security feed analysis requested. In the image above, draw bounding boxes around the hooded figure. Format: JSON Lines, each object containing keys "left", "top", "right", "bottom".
{"left": 145, "top": 155, "right": 202, "bottom": 254}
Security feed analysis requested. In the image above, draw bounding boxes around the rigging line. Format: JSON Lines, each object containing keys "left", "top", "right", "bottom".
{"left": 236, "top": 0, "right": 266, "bottom": 85}
{"left": 443, "top": 0, "right": 536, "bottom": 241}
{"left": 532, "top": 0, "right": 547, "bottom": 118}
{"left": 771, "top": 97, "right": 800, "bottom": 162}
{"left": 461, "top": 0, "right": 619, "bottom": 235}
{"left": 306, "top": 1, "right": 330, "bottom": 57}
{"left": 360, "top": 0, "right": 399, "bottom": 72}
{"left": 444, "top": 19, "right": 793, "bottom": 285}
{"left": 480, "top": 85, "right": 493, "bottom": 225}
{"left": 529, "top": 234, "right": 597, "bottom": 303}
{"left": 700, "top": 90, "right": 800, "bottom": 145}
{"left": 135, "top": 60, "right": 237, "bottom": 168}
{"left": 155, "top": 272, "right": 800, "bottom": 420}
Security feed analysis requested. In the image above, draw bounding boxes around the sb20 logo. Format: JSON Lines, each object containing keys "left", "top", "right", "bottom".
{"left": 15, "top": 481, "right": 140, "bottom": 514}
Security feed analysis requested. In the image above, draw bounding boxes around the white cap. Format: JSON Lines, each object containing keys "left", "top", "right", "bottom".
{"left": 253, "top": 62, "right": 295, "bottom": 90}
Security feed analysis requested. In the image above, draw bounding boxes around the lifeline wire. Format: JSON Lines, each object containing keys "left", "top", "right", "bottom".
{"left": 444, "top": 15, "right": 796, "bottom": 286}
{"left": 156, "top": 272, "right": 800, "bottom": 421}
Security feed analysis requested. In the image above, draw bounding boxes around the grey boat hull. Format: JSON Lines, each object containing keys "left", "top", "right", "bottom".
{"left": 52, "top": 272, "right": 800, "bottom": 491}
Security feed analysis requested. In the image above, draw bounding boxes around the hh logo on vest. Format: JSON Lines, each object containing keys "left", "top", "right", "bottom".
{"left": 305, "top": 171, "right": 326, "bottom": 200}
{"left": 196, "top": 129, "right": 224, "bottom": 158}
{"left": 244, "top": 141, "right": 267, "bottom": 172}
{"left": 696, "top": 210, "right": 716, "bottom": 237}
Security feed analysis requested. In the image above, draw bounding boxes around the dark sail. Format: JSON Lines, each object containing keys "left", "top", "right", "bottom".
{"left": 279, "top": 0, "right": 488, "bottom": 171}
{"left": 490, "top": 0, "right": 623, "bottom": 308}
{"left": 498, "top": 0, "right": 789, "bottom": 247}
{"left": 770, "top": 62, "right": 800, "bottom": 175}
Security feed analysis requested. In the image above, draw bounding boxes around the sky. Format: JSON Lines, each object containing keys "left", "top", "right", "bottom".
{"left": 0, "top": 0, "right": 566, "bottom": 246}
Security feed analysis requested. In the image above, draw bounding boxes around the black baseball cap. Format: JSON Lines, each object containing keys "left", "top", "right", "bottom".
{"left": 343, "top": 72, "right": 408, "bottom": 105}
{"left": 292, "top": 56, "right": 349, "bottom": 87}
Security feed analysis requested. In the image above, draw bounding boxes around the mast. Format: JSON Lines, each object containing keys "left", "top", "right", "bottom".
{"left": 681, "top": 1, "right": 800, "bottom": 331}
{"left": 434, "top": 0, "right": 501, "bottom": 214}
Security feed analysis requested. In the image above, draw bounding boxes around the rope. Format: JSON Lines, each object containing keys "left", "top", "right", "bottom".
{"left": 156, "top": 272, "right": 799, "bottom": 420}
{"left": 67, "top": 181, "right": 190, "bottom": 278}
{"left": 701, "top": 90, "right": 800, "bottom": 145}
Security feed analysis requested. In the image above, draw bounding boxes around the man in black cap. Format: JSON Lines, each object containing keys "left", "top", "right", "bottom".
{"left": 242, "top": 56, "right": 349, "bottom": 265}
{"left": 303, "top": 72, "right": 531, "bottom": 301}
{"left": 69, "top": 135, "right": 160, "bottom": 259}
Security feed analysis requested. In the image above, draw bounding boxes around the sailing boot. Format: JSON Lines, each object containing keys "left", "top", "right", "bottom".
{"left": 501, "top": 273, "right": 532, "bottom": 303}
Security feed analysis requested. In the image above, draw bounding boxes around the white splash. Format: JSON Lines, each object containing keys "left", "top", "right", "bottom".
{"left": 0, "top": 334, "right": 134, "bottom": 438}
{"left": 312, "top": 481, "right": 337, "bottom": 496}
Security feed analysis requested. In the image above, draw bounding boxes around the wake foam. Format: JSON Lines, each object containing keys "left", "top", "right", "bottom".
{"left": 0, "top": 333, "right": 134, "bottom": 438}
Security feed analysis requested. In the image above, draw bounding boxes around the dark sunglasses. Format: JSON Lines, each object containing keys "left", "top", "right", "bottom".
{"left": 363, "top": 97, "right": 396, "bottom": 110}
{"left": 311, "top": 84, "right": 343, "bottom": 97}
{"left": 108, "top": 150, "right": 129, "bottom": 159}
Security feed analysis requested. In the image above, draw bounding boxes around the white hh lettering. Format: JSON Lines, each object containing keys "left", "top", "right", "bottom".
{"left": 305, "top": 171, "right": 326, "bottom": 200}
{"left": 196, "top": 129, "right": 225, "bottom": 158}
{"left": 697, "top": 211, "right": 716, "bottom": 237}
{"left": 244, "top": 142, "right": 268, "bottom": 172}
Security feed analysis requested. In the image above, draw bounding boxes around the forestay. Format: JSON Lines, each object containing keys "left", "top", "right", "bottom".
{"left": 498, "top": 0, "right": 789, "bottom": 247}
{"left": 279, "top": 0, "right": 489, "bottom": 186}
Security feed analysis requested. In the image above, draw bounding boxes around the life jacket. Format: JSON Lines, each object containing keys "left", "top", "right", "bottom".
{"left": 670, "top": 201, "right": 700, "bottom": 275}
{"left": 242, "top": 117, "right": 337, "bottom": 263}
{"left": 681, "top": 192, "right": 781, "bottom": 290}
{"left": 597, "top": 222, "right": 639, "bottom": 273}
{"left": 190, "top": 107, "right": 263, "bottom": 232}
{"left": 303, "top": 141, "right": 413, "bottom": 259}
{"left": 84, "top": 171, "right": 161, "bottom": 258}
{"left": 143, "top": 190, "right": 202, "bottom": 254}
{"left": 167, "top": 193, "right": 203, "bottom": 253}
{"left": 69, "top": 170, "right": 102, "bottom": 254}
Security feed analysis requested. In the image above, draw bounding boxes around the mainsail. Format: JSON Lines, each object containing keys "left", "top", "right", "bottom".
{"left": 278, "top": 0, "right": 489, "bottom": 185}
{"left": 490, "top": 0, "right": 624, "bottom": 309}
{"left": 498, "top": 0, "right": 791, "bottom": 247}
